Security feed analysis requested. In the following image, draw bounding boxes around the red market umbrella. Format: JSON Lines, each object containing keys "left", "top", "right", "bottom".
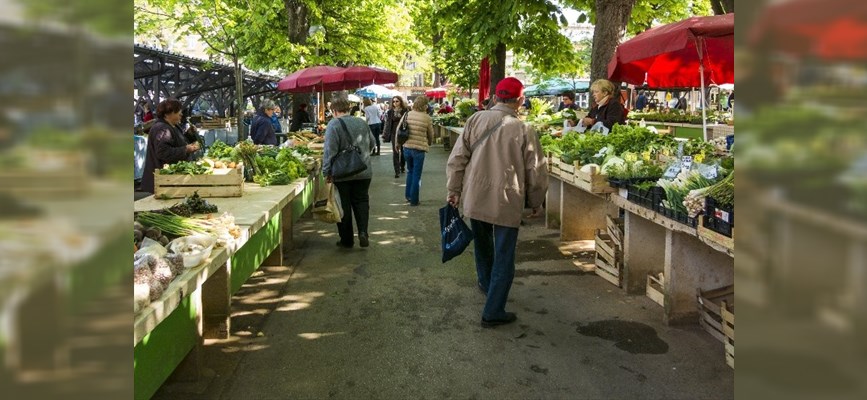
{"left": 322, "top": 66, "right": 398, "bottom": 88}
{"left": 426, "top": 87, "right": 447, "bottom": 99}
{"left": 478, "top": 57, "right": 490, "bottom": 107}
{"left": 749, "top": 0, "right": 867, "bottom": 60}
{"left": 277, "top": 65, "right": 346, "bottom": 92}
{"left": 608, "top": 13, "right": 733, "bottom": 139}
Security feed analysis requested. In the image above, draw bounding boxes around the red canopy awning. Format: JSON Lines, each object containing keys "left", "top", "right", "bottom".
{"left": 277, "top": 66, "right": 347, "bottom": 92}
{"left": 478, "top": 58, "right": 490, "bottom": 106}
{"left": 321, "top": 66, "right": 398, "bottom": 88}
{"left": 607, "top": 13, "right": 734, "bottom": 88}
{"left": 425, "top": 87, "right": 448, "bottom": 99}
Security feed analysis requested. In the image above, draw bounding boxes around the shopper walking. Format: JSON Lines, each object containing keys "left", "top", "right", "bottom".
{"left": 321, "top": 98, "right": 376, "bottom": 249}
{"left": 382, "top": 95, "right": 409, "bottom": 178}
{"left": 402, "top": 96, "right": 434, "bottom": 206}
{"left": 363, "top": 98, "right": 383, "bottom": 155}
{"left": 446, "top": 77, "right": 548, "bottom": 328}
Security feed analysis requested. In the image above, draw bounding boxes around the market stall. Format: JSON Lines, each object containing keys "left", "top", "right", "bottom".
{"left": 132, "top": 138, "right": 322, "bottom": 400}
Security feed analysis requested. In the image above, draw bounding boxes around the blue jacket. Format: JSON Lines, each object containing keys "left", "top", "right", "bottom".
{"left": 250, "top": 112, "right": 277, "bottom": 145}
{"left": 270, "top": 113, "right": 282, "bottom": 133}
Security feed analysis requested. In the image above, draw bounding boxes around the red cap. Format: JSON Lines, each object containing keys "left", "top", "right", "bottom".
{"left": 495, "top": 77, "right": 524, "bottom": 99}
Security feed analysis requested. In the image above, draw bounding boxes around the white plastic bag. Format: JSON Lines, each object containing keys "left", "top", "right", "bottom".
{"left": 313, "top": 182, "right": 344, "bottom": 223}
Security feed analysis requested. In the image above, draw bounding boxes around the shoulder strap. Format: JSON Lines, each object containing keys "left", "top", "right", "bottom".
{"left": 336, "top": 117, "right": 351, "bottom": 147}
{"left": 470, "top": 111, "right": 510, "bottom": 152}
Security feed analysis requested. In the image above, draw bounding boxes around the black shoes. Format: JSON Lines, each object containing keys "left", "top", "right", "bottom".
{"left": 394, "top": 173, "right": 400, "bottom": 178}
{"left": 359, "top": 233, "right": 369, "bottom": 248}
{"left": 481, "top": 312, "right": 517, "bottom": 328}
{"left": 335, "top": 241, "right": 353, "bottom": 249}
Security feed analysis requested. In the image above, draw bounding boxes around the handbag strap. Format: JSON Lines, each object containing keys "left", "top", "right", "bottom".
{"left": 470, "top": 111, "right": 510, "bottom": 152}
{"left": 397, "top": 111, "right": 409, "bottom": 129}
{"left": 329, "top": 117, "right": 357, "bottom": 173}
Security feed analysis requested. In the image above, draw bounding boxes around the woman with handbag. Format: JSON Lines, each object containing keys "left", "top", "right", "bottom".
{"left": 322, "top": 98, "right": 376, "bottom": 249}
{"left": 402, "top": 96, "right": 435, "bottom": 206}
{"left": 382, "top": 95, "right": 409, "bottom": 179}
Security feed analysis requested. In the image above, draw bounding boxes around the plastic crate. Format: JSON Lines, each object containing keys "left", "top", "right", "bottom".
{"left": 659, "top": 205, "right": 698, "bottom": 228}
{"left": 703, "top": 197, "right": 734, "bottom": 237}
{"left": 626, "top": 184, "right": 666, "bottom": 211}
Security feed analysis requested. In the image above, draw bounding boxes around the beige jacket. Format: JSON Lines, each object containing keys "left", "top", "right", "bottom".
{"left": 446, "top": 104, "right": 548, "bottom": 228}
{"left": 402, "top": 111, "right": 434, "bottom": 152}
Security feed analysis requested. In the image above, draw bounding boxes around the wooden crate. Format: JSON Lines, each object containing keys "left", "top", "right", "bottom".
{"left": 154, "top": 164, "right": 244, "bottom": 199}
{"left": 558, "top": 158, "right": 575, "bottom": 181}
{"left": 697, "top": 284, "right": 734, "bottom": 345}
{"left": 646, "top": 273, "right": 665, "bottom": 307}
{"left": 0, "top": 151, "right": 89, "bottom": 198}
{"left": 606, "top": 215, "right": 624, "bottom": 248}
{"left": 549, "top": 155, "right": 563, "bottom": 177}
{"left": 573, "top": 163, "right": 616, "bottom": 194}
{"left": 721, "top": 300, "right": 734, "bottom": 369}
{"left": 594, "top": 229, "right": 621, "bottom": 287}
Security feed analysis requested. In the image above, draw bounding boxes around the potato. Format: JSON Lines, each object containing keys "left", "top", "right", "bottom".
{"left": 228, "top": 162, "right": 236, "bottom": 168}
{"left": 214, "top": 161, "right": 225, "bottom": 168}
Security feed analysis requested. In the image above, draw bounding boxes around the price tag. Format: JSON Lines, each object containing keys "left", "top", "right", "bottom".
{"left": 681, "top": 156, "right": 693, "bottom": 171}
{"left": 703, "top": 166, "right": 718, "bottom": 179}
{"left": 663, "top": 162, "right": 681, "bottom": 179}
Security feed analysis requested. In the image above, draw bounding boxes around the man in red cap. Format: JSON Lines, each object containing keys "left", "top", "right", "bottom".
{"left": 446, "top": 77, "right": 548, "bottom": 328}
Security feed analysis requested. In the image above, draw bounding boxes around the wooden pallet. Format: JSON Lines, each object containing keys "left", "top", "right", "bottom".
{"left": 558, "top": 158, "right": 575, "bottom": 181}
{"left": 594, "top": 229, "right": 621, "bottom": 287}
{"left": 646, "top": 273, "right": 665, "bottom": 307}
{"left": 573, "top": 163, "right": 616, "bottom": 194}
{"left": 154, "top": 164, "right": 244, "bottom": 199}
{"left": 721, "top": 300, "right": 734, "bottom": 369}
{"left": 697, "top": 284, "right": 734, "bottom": 345}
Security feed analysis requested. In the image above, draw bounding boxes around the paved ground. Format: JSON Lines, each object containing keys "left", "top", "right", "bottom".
{"left": 155, "top": 143, "right": 733, "bottom": 400}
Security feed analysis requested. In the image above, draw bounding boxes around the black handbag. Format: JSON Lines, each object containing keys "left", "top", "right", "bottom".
{"left": 330, "top": 118, "right": 368, "bottom": 179}
{"left": 396, "top": 112, "right": 410, "bottom": 144}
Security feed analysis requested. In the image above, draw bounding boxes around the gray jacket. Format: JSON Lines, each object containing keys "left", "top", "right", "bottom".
{"left": 322, "top": 116, "right": 375, "bottom": 182}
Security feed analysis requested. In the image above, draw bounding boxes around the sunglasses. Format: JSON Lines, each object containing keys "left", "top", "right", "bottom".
{"left": 392, "top": 100, "right": 400, "bottom": 103}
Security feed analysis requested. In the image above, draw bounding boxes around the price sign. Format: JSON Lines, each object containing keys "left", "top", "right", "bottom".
{"left": 663, "top": 162, "right": 681, "bottom": 179}
{"left": 681, "top": 156, "right": 693, "bottom": 171}
{"left": 702, "top": 166, "right": 718, "bottom": 180}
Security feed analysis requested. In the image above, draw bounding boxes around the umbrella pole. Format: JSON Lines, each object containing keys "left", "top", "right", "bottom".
{"left": 700, "top": 63, "right": 708, "bottom": 141}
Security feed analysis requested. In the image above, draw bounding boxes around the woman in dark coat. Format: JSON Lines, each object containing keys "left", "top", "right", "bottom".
{"left": 140, "top": 98, "right": 200, "bottom": 193}
{"left": 382, "top": 96, "right": 409, "bottom": 179}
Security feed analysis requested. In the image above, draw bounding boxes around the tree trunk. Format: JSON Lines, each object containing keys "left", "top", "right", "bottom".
{"left": 285, "top": 0, "right": 312, "bottom": 131}
{"left": 233, "top": 57, "right": 246, "bottom": 140}
{"left": 488, "top": 42, "right": 507, "bottom": 98}
{"left": 590, "top": 0, "right": 636, "bottom": 104}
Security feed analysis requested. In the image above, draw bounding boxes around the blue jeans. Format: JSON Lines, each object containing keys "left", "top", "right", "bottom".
{"left": 403, "top": 147, "right": 426, "bottom": 205}
{"left": 470, "top": 219, "right": 519, "bottom": 320}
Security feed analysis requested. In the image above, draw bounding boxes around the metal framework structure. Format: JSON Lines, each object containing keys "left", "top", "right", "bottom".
{"left": 134, "top": 44, "right": 287, "bottom": 117}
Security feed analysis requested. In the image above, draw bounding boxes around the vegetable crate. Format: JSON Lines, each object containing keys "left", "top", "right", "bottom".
{"left": 606, "top": 214, "right": 624, "bottom": 249}
{"left": 573, "top": 163, "right": 616, "bottom": 194}
{"left": 697, "top": 284, "right": 734, "bottom": 349}
{"left": 154, "top": 164, "right": 244, "bottom": 199}
{"left": 703, "top": 197, "right": 734, "bottom": 238}
{"left": 594, "top": 229, "right": 621, "bottom": 287}
{"left": 698, "top": 216, "right": 734, "bottom": 251}
{"left": 658, "top": 205, "right": 698, "bottom": 228}
{"left": 626, "top": 184, "right": 666, "bottom": 212}
{"left": 646, "top": 273, "right": 665, "bottom": 307}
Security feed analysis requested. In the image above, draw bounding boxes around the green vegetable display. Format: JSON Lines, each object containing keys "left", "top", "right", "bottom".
{"left": 206, "top": 140, "right": 236, "bottom": 160}
{"left": 160, "top": 160, "right": 212, "bottom": 175}
{"left": 703, "top": 172, "right": 734, "bottom": 207}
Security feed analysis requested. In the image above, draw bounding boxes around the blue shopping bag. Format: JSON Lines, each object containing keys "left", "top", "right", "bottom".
{"left": 439, "top": 203, "right": 474, "bottom": 263}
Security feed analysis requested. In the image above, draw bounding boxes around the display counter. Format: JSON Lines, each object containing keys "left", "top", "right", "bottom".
{"left": 133, "top": 173, "right": 319, "bottom": 400}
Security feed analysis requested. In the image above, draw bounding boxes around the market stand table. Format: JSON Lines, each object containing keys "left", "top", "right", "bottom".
{"left": 546, "top": 168, "right": 734, "bottom": 326}
{"left": 133, "top": 174, "right": 319, "bottom": 400}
